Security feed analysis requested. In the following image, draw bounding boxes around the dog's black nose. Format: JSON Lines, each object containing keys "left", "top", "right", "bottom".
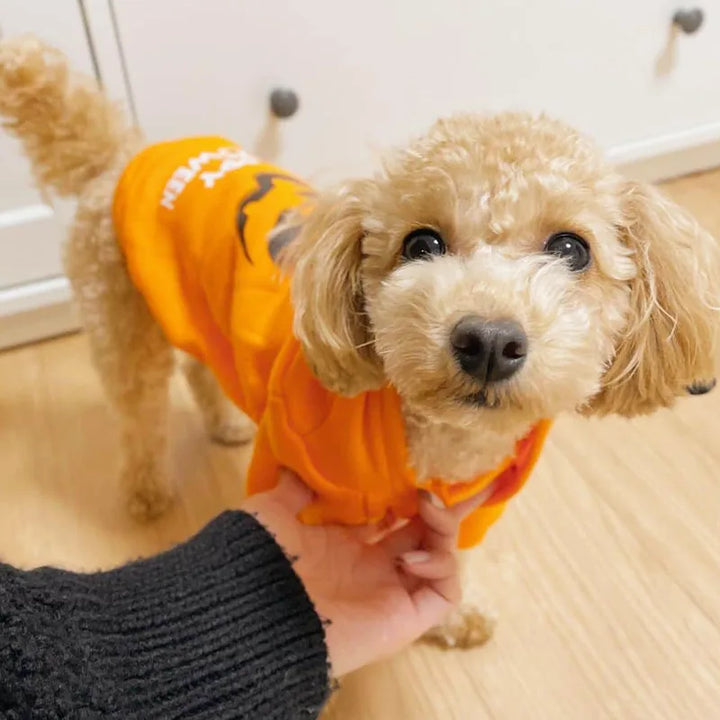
{"left": 687, "top": 378, "right": 716, "bottom": 395}
{"left": 450, "top": 316, "right": 527, "bottom": 383}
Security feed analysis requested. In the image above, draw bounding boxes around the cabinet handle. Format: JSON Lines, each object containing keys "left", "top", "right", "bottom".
{"left": 673, "top": 8, "right": 704, "bottom": 34}
{"left": 269, "top": 88, "right": 300, "bottom": 119}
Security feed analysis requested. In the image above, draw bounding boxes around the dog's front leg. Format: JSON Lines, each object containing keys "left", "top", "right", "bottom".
{"left": 421, "top": 550, "right": 497, "bottom": 649}
{"left": 179, "top": 352, "right": 255, "bottom": 445}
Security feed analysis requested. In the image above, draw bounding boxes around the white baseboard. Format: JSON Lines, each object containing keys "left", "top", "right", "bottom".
{"left": 609, "top": 121, "right": 720, "bottom": 182}
{"left": 0, "top": 277, "right": 79, "bottom": 350}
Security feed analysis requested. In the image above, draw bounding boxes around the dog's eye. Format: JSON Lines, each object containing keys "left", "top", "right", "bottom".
{"left": 402, "top": 229, "right": 446, "bottom": 261}
{"left": 544, "top": 232, "right": 591, "bottom": 272}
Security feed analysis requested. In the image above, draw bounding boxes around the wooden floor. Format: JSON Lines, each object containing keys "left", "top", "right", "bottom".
{"left": 2, "top": 171, "right": 720, "bottom": 719}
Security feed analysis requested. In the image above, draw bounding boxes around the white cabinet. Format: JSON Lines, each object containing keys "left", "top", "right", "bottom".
{"left": 113, "top": 0, "right": 720, "bottom": 183}
{"left": 0, "top": 1, "right": 98, "bottom": 347}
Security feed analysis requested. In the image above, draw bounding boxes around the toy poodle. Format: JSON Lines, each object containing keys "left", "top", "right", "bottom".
{"left": 1, "top": 36, "right": 717, "bottom": 648}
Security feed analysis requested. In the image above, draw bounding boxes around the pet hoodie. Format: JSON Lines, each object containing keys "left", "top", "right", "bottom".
{"left": 113, "top": 136, "right": 551, "bottom": 548}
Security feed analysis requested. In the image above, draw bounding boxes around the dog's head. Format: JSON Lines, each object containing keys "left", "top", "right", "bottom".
{"left": 283, "top": 113, "right": 719, "bottom": 430}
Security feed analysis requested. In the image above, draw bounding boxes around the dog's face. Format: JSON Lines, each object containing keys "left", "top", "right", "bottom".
{"left": 286, "top": 113, "right": 719, "bottom": 431}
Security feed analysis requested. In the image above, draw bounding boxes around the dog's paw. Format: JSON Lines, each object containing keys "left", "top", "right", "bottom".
{"left": 208, "top": 416, "right": 255, "bottom": 446}
{"left": 421, "top": 604, "right": 497, "bottom": 649}
{"left": 203, "top": 403, "right": 255, "bottom": 446}
{"left": 128, "top": 486, "right": 173, "bottom": 521}
{"left": 122, "top": 463, "right": 174, "bottom": 521}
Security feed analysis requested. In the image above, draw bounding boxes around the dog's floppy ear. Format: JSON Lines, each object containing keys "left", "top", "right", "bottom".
{"left": 586, "top": 180, "right": 719, "bottom": 417}
{"left": 281, "top": 183, "right": 384, "bottom": 396}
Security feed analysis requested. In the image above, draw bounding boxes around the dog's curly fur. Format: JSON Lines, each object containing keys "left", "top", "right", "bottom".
{"left": 2, "top": 36, "right": 718, "bottom": 648}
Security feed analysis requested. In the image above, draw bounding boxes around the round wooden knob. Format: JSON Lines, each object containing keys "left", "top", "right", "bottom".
{"left": 673, "top": 8, "right": 704, "bottom": 33}
{"left": 269, "top": 88, "right": 300, "bottom": 119}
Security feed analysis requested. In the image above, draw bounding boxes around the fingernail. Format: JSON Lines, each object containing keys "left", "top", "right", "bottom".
{"left": 419, "top": 489, "right": 444, "bottom": 509}
{"left": 474, "top": 480, "right": 498, "bottom": 506}
{"left": 401, "top": 550, "right": 431, "bottom": 565}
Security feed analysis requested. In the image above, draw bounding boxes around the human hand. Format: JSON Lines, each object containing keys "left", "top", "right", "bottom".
{"left": 242, "top": 469, "right": 491, "bottom": 677}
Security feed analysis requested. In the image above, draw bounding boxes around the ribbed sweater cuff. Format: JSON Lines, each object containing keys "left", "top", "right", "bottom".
{"left": 0, "top": 511, "right": 330, "bottom": 719}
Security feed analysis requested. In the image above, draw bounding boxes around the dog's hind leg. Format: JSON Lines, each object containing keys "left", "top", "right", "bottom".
{"left": 179, "top": 353, "right": 255, "bottom": 445}
{"left": 65, "top": 175, "right": 175, "bottom": 520}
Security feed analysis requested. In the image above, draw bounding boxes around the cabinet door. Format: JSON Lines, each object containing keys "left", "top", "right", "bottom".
{"left": 0, "top": 1, "right": 99, "bottom": 347}
{"left": 0, "top": 2, "right": 96, "bottom": 290}
{"left": 113, "top": 0, "right": 720, "bottom": 182}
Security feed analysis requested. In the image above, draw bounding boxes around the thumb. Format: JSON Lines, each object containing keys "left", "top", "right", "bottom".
{"left": 446, "top": 479, "right": 499, "bottom": 521}
{"left": 409, "top": 586, "right": 455, "bottom": 634}
{"left": 269, "top": 468, "right": 315, "bottom": 514}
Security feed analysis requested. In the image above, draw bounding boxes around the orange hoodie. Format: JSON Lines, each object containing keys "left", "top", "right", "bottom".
{"left": 113, "top": 136, "right": 551, "bottom": 549}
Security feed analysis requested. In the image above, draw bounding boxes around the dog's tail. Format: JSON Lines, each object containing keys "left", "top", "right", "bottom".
{"left": 0, "top": 35, "right": 133, "bottom": 196}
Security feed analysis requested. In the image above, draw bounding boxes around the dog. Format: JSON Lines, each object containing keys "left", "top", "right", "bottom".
{"left": 1, "top": 36, "right": 718, "bottom": 648}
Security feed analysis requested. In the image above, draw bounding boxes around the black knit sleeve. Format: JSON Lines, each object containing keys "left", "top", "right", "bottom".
{"left": 0, "top": 511, "right": 330, "bottom": 719}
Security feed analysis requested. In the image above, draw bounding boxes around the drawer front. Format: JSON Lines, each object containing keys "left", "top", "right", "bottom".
{"left": 117, "top": 0, "right": 720, "bottom": 181}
